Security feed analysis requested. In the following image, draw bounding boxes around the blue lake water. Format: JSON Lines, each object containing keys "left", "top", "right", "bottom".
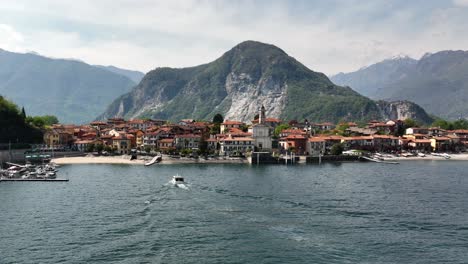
{"left": 1, "top": 161, "right": 468, "bottom": 263}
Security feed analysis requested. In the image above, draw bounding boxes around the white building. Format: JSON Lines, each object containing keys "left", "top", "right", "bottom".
{"left": 219, "top": 136, "right": 253, "bottom": 156}
{"left": 252, "top": 105, "right": 272, "bottom": 152}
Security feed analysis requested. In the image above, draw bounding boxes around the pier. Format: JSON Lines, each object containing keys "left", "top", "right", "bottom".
{"left": 0, "top": 178, "right": 69, "bottom": 182}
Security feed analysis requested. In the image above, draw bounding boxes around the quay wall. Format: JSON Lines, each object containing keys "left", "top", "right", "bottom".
{"left": 306, "top": 155, "right": 364, "bottom": 164}
{"left": 0, "top": 149, "right": 85, "bottom": 164}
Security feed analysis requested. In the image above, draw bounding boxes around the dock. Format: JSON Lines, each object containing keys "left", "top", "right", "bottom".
{"left": 0, "top": 178, "right": 69, "bottom": 182}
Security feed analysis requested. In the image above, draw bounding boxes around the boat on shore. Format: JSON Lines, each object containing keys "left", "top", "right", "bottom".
{"left": 145, "top": 155, "right": 162, "bottom": 166}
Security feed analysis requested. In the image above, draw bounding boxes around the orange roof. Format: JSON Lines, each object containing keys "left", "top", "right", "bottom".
{"left": 342, "top": 136, "right": 373, "bottom": 141}
{"left": 222, "top": 120, "right": 244, "bottom": 125}
{"left": 221, "top": 137, "right": 253, "bottom": 142}
{"left": 413, "top": 139, "right": 431, "bottom": 143}
{"left": 452, "top": 129, "right": 468, "bottom": 134}
{"left": 309, "top": 137, "right": 325, "bottom": 142}
{"left": 175, "top": 134, "right": 201, "bottom": 139}
{"left": 286, "top": 134, "right": 307, "bottom": 140}
{"left": 159, "top": 138, "right": 174, "bottom": 143}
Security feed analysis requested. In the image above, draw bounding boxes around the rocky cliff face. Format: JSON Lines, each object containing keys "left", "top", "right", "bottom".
{"left": 376, "top": 100, "right": 434, "bottom": 124}
{"left": 222, "top": 72, "right": 287, "bottom": 121}
{"left": 98, "top": 41, "right": 383, "bottom": 123}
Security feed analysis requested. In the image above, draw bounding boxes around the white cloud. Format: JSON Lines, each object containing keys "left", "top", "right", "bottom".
{"left": 453, "top": 0, "right": 468, "bottom": 7}
{"left": 0, "top": 24, "right": 25, "bottom": 52}
{"left": 0, "top": 1, "right": 468, "bottom": 75}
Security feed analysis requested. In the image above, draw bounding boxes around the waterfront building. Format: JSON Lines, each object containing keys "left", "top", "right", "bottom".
{"left": 252, "top": 105, "right": 272, "bottom": 152}
{"left": 219, "top": 136, "right": 253, "bottom": 156}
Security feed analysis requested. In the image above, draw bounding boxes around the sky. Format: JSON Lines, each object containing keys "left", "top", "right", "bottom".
{"left": 1, "top": 0, "right": 468, "bottom": 75}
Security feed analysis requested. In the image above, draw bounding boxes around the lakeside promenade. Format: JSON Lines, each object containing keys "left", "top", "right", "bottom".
{"left": 51, "top": 153, "right": 468, "bottom": 165}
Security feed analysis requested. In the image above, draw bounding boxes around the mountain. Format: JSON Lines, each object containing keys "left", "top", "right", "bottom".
{"left": 0, "top": 49, "right": 137, "bottom": 124}
{"left": 331, "top": 55, "right": 417, "bottom": 98}
{"left": 0, "top": 95, "right": 42, "bottom": 143}
{"left": 376, "top": 100, "right": 434, "bottom": 124}
{"left": 331, "top": 51, "right": 468, "bottom": 120}
{"left": 99, "top": 40, "right": 386, "bottom": 123}
{"left": 95, "top": 65, "right": 145, "bottom": 83}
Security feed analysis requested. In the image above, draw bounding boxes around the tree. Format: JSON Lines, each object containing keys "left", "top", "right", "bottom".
{"left": 96, "top": 144, "right": 104, "bottom": 153}
{"left": 274, "top": 124, "right": 290, "bottom": 137}
{"left": 404, "top": 118, "right": 418, "bottom": 128}
{"left": 210, "top": 123, "right": 220, "bottom": 135}
{"left": 20, "top": 107, "right": 26, "bottom": 120}
{"left": 212, "top": 113, "right": 224, "bottom": 124}
{"left": 330, "top": 143, "right": 344, "bottom": 155}
{"left": 86, "top": 143, "right": 95, "bottom": 153}
{"left": 145, "top": 146, "right": 151, "bottom": 153}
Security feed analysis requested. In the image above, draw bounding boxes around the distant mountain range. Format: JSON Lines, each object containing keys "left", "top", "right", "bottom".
{"left": 331, "top": 51, "right": 468, "bottom": 120}
{"left": 95, "top": 65, "right": 145, "bottom": 84}
{"left": 98, "top": 41, "right": 432, "bottom": 124}
{"left": 0, "top": 49, "right": 139, "bottom": 124}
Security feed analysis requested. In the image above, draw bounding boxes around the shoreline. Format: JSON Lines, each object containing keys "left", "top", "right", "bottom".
{"left": 52, "top": 155, "right": 249, "bottom": 165}
{"left": 51, "top": 153, "right": 468, "bottom": 165}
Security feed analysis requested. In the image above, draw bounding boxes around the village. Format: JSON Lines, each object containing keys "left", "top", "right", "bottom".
{"left": 38, "top": 105, "right": 468, "bottom": 161}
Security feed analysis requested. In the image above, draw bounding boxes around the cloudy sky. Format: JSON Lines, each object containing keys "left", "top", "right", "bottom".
{"left": 1, "top": 0, "right": 468, "bottom": 75}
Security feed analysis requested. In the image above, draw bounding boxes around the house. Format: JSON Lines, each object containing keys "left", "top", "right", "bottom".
{"left": 312, "top": 122, "right": 335, "bottom": 131}
{"left": 346, "top": 127, "right": 377, "bottom": 136}
{"left": 74, "top": 139, "right": 102, "bottom": 152}
{"left": 279, "top": 134, "right": 308, "bottom": 155}
{"left": 158, "top": 138, "right": 175, "bottom": 151}
{"left": 405, "top": 127, "right": 428, "bottom": 135}
{"left": 219, "top": 136, "right": 253, "bottom": 156}
{"left": 43, "top": 129, "right": 74, "bottom": 147}
{"left": 408, "top": 139, "right": 432, "bottom": 152}
{"left": 206, "top": 137, "right": 218, "bottom": 151}
{"left": 174, "top": 134, "right": 202, "bottom": 150}
{"left": 451, "top": 129, "right": 468, "bottom": 142}
{"left": 220, "top": 120, "right": 244, "bottom": 134}
{"left": 428, "top": 127, "right": 446, "bottom": 137}
{"left": 368, "top": 122, "right": 394, "bottom": 134}
{"left": 430, "top": 137, "right": 452, "bottom": 152}
{"left": 307, "top": 137, "right": 326, "bottom": 155}
{"left": 372, "top": 135, "right": 400, "bottom": 152}
{"left": 341, "top": 136, "right": 374, "bottom": 150}
{"left": 112, "top": 134, "right": 133, "bottom": 154}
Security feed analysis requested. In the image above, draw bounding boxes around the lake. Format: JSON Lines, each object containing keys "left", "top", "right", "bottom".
{"left": 1, "top": 161, "right": 467, "bottom": 263}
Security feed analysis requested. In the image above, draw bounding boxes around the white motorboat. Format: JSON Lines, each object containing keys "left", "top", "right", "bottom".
{"left": 417, "top": 153, "right": 426, "bottom": 157}
{"left": 171, "top": 175, "right": 185, "bottom": 187}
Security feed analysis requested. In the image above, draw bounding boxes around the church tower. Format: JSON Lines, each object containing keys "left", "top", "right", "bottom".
{"left": 259, "top": 105, "right": 266, "bottom": 124}
{"left": 252, "top": 104, "right": 272, "bottom": 152}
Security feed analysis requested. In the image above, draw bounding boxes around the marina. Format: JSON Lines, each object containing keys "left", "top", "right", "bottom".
{"left": 0, "top": 161, "right": 66, "bottom": 181}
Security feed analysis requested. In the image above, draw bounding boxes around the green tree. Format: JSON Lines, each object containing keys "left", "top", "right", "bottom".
{"left": 212, "top": 113, "right": 224, "bottom": 124}
{"left": 330, "top": 143, "right": 344, "bottom": 155}
{"left": 404, "top": 118, "right": 419, "bottom": 128}
{"left": 210, "top": 123, "right": 220, "bottom": 135}
{"left": 145, "top": 146, "right": 152, "bottom": 153}
{"left": 274, "top": 124, "right": 290, "bottom": 137}
{"left": 20, "top": 107, "right": 26, "bottom": 120}
{"left": 86, "top": 143, "right": 95, "bottom": 153}
{"left": 96, "top": 144, "right": 104, "bottom": 153}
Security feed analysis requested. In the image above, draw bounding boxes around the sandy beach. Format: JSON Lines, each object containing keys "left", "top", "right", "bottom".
{"left": 52, "top": 155, "right": 249, "bottom": 165}
{"left": 384, "top": 153, "right": 468, "bottom": 161}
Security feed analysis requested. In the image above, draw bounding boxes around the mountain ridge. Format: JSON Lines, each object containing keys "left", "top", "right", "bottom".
{"left": 330, "top": 50, "right": 468, "bottom": 120}
{"left": 0, "top": 48, "right": 138, "bottom": 124}
{"left": 98, "top": 40, "right": 431, "bottom": 124}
